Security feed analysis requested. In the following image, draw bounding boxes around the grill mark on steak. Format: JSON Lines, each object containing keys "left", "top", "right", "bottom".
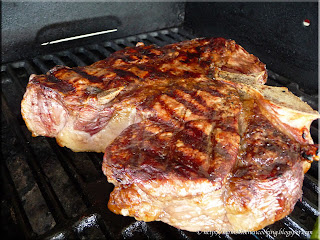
{"left": 174, "top": 120, "right": 211, "bottom": 154}
{"left": 45, "top": 72, "right": 76, "bottom": 94}
{"left": 157, "top": 95, "right": 187, "bottom": 126}
{"left": 146, "top": 95, "right": 185, "bottom": 129}
{"left": 172, "top": 133, "right": 209, "bottom": 176}
{"left": 112, "top": 68, "right": 139, "bottom": 81}
{"left": 101, "top": 67, "right": 146, "bottom": 90}
{"left": 169, "top": 88, "right": 210, "bottom": 119}
{"left": 106, "top": 80, "right": 241, "bottom": 183}
{"left": 108, "top": 120, "right": 176, "bottom": 182}
{"left": 72, "top": 67, "right": 103, "bottom": 83}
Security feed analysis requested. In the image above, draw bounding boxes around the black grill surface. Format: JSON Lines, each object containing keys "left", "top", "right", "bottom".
{"left": 1, "top": 27, "right": 318, "bottom": 240}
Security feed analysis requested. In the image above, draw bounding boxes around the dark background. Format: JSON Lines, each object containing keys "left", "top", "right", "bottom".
{"left": 2, "top": 2, "right": 318, "bottom": 92}
{"left": 185, "top": 2, "right": 318, "bottom": 93}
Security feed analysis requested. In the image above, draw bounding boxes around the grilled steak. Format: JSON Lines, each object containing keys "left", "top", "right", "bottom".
{"left": 21, "top": 38, "right": 266, "bottom": 152}
{"left": 21, "top": 38, "right": 319, "bottom": 232}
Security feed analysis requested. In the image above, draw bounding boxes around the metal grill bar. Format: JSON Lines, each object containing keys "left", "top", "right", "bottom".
{"left": 1, "top": 27, "right": 318, "bottom": 240}
{"left": 1, "top": 149, "right": 35, "bottom": 239}
{"left": 2, "top": 95, "right": 60, "bottom": 234}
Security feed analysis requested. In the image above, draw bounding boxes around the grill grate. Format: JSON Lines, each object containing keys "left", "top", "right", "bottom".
{"left": 1, "top": 27, "right": 318, "bottom": 240}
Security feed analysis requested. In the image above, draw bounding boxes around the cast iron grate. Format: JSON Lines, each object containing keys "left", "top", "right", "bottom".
{"left": 1, "top": 27, "right": 318, "bottom": 240}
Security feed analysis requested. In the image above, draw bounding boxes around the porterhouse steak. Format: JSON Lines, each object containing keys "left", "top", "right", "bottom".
{"left": 21, "top": 38, "right": 319, "bottom": 232}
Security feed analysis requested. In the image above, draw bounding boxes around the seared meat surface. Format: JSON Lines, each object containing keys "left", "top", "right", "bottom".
{"left": 21, "top": 38, "right": 266, "bottom": 152}
{"left": 21, "top": 38, "right": 319, "bottom": 232}
{"left": 102, "top": 81, "right": 318, "bottom": 232}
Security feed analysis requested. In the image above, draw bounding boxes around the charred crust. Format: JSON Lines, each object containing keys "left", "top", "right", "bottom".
{"left": 72, "top": 67, "right": 103, "bottom": 83}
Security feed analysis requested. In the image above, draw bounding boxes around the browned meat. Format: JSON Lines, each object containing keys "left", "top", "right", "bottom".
{"left": 102, "top": 80, "right": 319, "bottom": 232}
{"left": 21, "top": 38, "right": 319, "bottom": 233}
{"left": 21, "top": 38, "right": 267, "bottom": 152}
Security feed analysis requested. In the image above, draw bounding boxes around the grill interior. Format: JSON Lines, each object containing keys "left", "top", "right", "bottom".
{"left": 1, "top": 27, "right": 318, "bottom": 240}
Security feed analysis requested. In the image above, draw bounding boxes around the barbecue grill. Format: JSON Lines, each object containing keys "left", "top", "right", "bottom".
{"left": 1, "top": 2, "right": 318, "bottom": 239}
